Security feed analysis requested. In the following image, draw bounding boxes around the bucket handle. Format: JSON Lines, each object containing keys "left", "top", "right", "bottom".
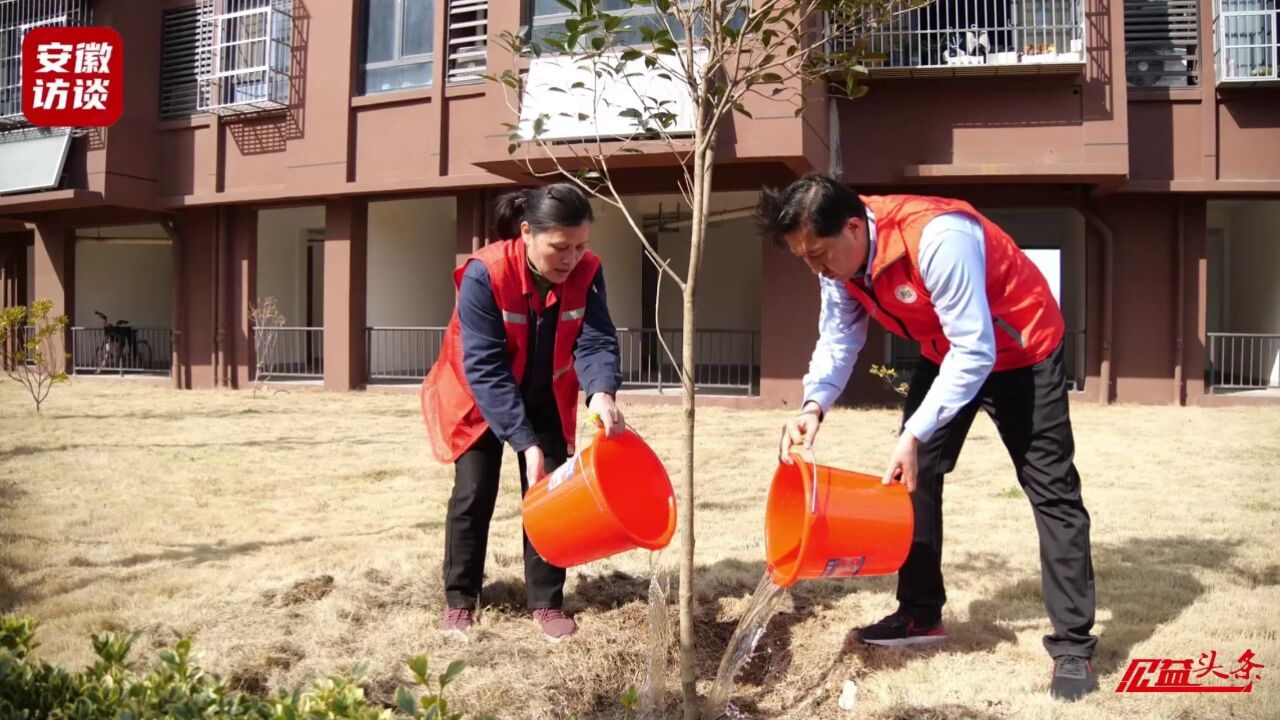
{"left": 789, "top": 446, "right": 821, "bottom": 518}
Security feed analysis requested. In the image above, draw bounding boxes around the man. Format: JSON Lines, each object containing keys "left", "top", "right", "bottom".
{"left": 756, "top": 173, "right": 1099, "bottom": 701}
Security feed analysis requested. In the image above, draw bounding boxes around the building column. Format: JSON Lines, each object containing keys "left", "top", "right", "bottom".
{"left": 1182, "top": 197, "right": 1209, "bottom": 404}
{"left": 324, "top": 198, "right": 368, "bottom": 391}
{"left": 455, "top": 189, "right": 487, "bottom": 266}
{"left": 173, "top": 208, "right": 218, "bottom": 389}
{"left": 1, "top": 234, "right": 29, "bottom": 372}
{"left": 31, "top": 223, "right": 75, "bottom": 375}
{"left": 230, "top": 206, "right": 258, "bottom": 389}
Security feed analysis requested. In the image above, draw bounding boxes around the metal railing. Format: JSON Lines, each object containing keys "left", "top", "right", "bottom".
{"left": 259, "top": 326, "right": 323, "bottom": 378}
{"left": 833, "top": 0, "right": 1086, "bottom": 75}
{"left": 197, "top": 0, "right": 294, "bottom": 115}
{"left": 885, "top": 327, "right": 1088, "bottom": 391}
{"left": 446, "top": 0, "right": 487, "bottom": 86}
{"left": 1208, "top": 332, "right": 1280, "bottom": 392}
{"left": 616, "top": 328, "right": 759, "bottom": 394}
{"left": 70, "top": 326, "right": 172, "bottom": 374}
{"left": 1215, "top": 0, "right": 1279, "bottom": 82}
{"left": 366, "top": 326, "right": 445, "bottom": 382}
{"left": 0, "top": 0, "right": 90, "bottom": 128}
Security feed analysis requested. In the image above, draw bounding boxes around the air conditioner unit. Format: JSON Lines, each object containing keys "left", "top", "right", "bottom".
{"left": 1127, "top": 46, "right": 1192, "bottom": 88}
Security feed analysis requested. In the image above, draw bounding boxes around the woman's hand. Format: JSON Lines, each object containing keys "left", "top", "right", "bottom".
{"left": 588, "top": 393, "right": 625, "bottom": 438}
{"left": 524, "top": 444, "right": 546, "bottom": 483}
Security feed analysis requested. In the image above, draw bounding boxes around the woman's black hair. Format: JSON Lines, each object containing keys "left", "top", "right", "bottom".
{"left": 493, "top": 183, "right": 595, "bottom": 239}
{"left": 755, "top": 173, "right": 867, "bottom": 248}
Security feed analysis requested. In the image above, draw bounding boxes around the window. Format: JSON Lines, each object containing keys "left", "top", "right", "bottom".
{"left": 160, "top": 6, "right": 208, "bottom": 119}
{"left": 446, "top": 0, "right": 486, "bottom": 86}
{"left": 525, "top": 0, "right": 744, "bottom": 50}
{"left": 363, "top": 0, "right": 435, "bottom": 94}
{"left": 0, "top": 0, "right": 88, "bottom": 125}
{"left": 839, "top": 0, "right": 1086, "bottom": 71}
{"left": 1216, "top": 0, "right": 1279, "bottom": 82}
{"left": 199, "top": 0, "right": 294, "bottom": 114}
{"left": 1124, "top": 0, "right": 1200, "bottom": 88}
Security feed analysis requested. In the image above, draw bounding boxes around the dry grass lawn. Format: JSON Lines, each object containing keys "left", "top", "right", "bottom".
{"left": 2, "top": 379, "right": 1279, "bottom": 720}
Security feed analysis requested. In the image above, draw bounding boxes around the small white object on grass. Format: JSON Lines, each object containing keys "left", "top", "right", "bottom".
{"left": 838, "top": 680, "right": 858, "bottom": 711}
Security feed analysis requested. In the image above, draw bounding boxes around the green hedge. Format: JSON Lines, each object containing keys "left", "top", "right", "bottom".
{"left": 0, "top": 615, "right": 492, "bottom": 720}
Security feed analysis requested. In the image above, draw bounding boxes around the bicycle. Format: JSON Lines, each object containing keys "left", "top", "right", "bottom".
{"left": 94, "top": 311, "right": 151, "bottom": 373}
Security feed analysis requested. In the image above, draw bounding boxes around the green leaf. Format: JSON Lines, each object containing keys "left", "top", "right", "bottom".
{"left": 439, "top": 660, "right": 465, "bottom": 690}
{"left": 761, "top": 72, "right": 782, "bottom": 84}
{"left": 554, "top": 0, "right": 577, "bottom": 12}
{"left": 408, "top": 655, "right": 429, "bottom": 686}
{"left": 851, "top": 84, "right": 870, "bottom": 99}
{"left": 395, "top": 687, "right": 416, "bottom": 715}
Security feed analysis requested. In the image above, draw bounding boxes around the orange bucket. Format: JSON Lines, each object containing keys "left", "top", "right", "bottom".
{"left": 765, "top": 452, "right": 913, "bottom": 587}
{"left": 523, "top": 424, "right": 677, "bottom": 569}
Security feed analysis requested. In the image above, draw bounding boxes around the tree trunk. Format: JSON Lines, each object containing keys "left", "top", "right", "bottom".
{"left": 680, "top": 114, "right": 718, "bottom": 718}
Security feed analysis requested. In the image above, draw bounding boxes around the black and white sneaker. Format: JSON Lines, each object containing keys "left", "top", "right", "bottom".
{"left": 856, "top": 611, "right": 948, "bottom": 647}
{"left": 1049, "top": 655, "right": 1098, "bottom": 701}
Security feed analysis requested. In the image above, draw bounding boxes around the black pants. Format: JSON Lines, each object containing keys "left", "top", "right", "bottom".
{"left": 443, "top": 417, "right": 568, "bottom": 610}
{"left": 896, "top": 342, "right": 1098, "bottom": 658}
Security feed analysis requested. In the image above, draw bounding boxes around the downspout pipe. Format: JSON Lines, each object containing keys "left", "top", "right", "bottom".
{"left": 1080, "top": 192, "right": 1115, "bottom": 405}
{"left": 1174, "top": 198, "right": 1186, "bottom": 405}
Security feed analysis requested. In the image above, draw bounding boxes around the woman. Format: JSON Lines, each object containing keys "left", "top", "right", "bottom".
{"left": 421, "top": 183, "right": 625, "bottom": 642}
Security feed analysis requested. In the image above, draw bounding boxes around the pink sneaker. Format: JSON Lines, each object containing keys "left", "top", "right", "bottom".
{"left": 532, "top": 608, "right": 577, "bottom": 641}
{"left": 440, "top": 607, "right": 474, "bottom": 638}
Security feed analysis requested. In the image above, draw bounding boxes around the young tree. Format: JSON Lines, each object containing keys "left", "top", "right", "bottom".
{"left": 249, "top": 296, "right": 287, "bottom": 397}
{"left": 0, "top": 299, "right": 71, "bottom": 413}
{"left": 490, "top": 2, "right": 886, "bottom": 716}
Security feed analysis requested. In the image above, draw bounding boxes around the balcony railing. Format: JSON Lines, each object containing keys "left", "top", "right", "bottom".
{"left": 70, "top": 327, "right": 172, "bottom": 375}
{"left": 1208, "top": 332, "right": 1280, "bottom": 392}
{"left": 258, "top": 326, "right": 323, "bottom": 378}
{"left": 884, "top": 327, "right": 1087, "bottom": 392}
{"left": 833, "top": 0, "right": 1086, "bottom": 76}
{"left": 616, "top": 328, "right": 759, "bottom": 395}
{"left": 197, "top": 0, "right": 294, "bottom": 115}
{"left": 1215, "top": 0, "right": 1279, "bottom": 83}
{"left": 0, "top": 0, "right": 90, "bottom": 129}
{"left": 366, "top": 326, "right": 445, "bottom": 382}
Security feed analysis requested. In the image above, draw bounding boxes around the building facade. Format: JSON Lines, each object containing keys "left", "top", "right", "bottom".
{"left": 0, "top": 0, "right": 1276, "bottom": 409}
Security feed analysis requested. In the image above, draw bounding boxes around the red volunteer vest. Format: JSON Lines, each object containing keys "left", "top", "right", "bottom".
{"left": 844, "top": 195, "right": 1064, "bottom": 371}
{"left": 420, "top": 239, "right": 600, "bottom": 463}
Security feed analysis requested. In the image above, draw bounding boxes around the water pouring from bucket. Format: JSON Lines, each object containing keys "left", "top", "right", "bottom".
{"left": 522, "top": 415, "right": 677, "bottom": 569}
{"left": 703, "top": 450, "right": 915, "bottom": 719}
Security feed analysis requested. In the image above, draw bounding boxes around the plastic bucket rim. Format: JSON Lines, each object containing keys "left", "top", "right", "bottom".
{"left": 768, "top": 450, "right": 818, "bottom": 588}
{"left": 581, "top": 426, "right": 678, "bottom": 551}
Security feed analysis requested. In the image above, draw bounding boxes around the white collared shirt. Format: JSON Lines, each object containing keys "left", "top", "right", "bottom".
{"left": 802, "top": 210, "right": 997, "bottom": 442}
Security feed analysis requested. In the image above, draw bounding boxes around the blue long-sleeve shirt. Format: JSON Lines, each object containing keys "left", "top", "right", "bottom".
{"left": 802, "top": 209, "right": 998, "bottom": 443}
{"left": 457, "top": 261, "right": 622, "bottom": 453}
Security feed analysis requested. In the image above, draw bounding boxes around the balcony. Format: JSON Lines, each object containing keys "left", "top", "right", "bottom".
{"left": 197, "top": 0, "right": 295, "bottom": 115}
{"left": 1215, "top": 0, "right": 1279, "bottom": 83}
{"left": 833, "top": 0, "right": 1087, "bottom": 77}
{"left": 0, "top": 0, "right": 90, "bottom": 130}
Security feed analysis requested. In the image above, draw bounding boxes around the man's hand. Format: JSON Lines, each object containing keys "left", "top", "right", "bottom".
{"left": 588, "top": 393, "right": 625, "bottom": 438}
{"left": 882, "top": 430, "right": 921, "bottom": 493}
{"left": 524, "top": 444, "right": 546, "bottom": 483}
{"left": 779, "top": 402, "right": 823, "bottom": 465}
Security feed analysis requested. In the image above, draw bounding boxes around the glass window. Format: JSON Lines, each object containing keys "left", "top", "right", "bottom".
{"left": 525, "top": 0, "right": 741, "bottom": 51}
{"left": 362, "top": 0, "right": 435, "bottom": 94}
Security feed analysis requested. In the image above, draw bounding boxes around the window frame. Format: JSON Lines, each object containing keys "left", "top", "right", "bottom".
{"left": 361, "top": 0, "right": 436, "bottom": 92}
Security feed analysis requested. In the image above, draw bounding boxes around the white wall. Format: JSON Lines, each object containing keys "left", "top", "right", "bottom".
{"left": 367, "top": 197, "right": 457, "bottom": 327}
{"left": 586, "top": 197, "right": 644, "bottom": 329}
{"left": 257, "top": 206, "right": 325, "bottom": 326}
{"left": 1224, "top": 202, "right": 1280, "bottom": 334}
{"left": 365, "top": 197, "right": 457, "bottom": 377}
{"left": 1208, "top": 200, "right": 1280, "bottom": 386}
{"left": 981, "top": 207, "right": 1086, "bottom": 333}
{"left": 73, "top": 225, "right": 173, "bottom": 328}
